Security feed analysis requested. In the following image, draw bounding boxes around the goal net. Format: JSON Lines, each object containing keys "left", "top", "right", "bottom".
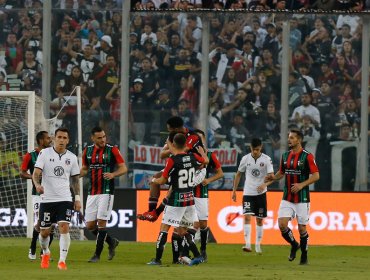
{"left": 0, "top": 89, "right": 84, "bottom": 240}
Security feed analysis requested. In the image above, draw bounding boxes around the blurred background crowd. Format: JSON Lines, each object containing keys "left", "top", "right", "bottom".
{"left": 0, "top": 0, "right": 368, "bottom": 191}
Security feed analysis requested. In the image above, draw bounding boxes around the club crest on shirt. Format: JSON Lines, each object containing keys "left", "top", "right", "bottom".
{"left": 65, "top": 159, "right": 70, "bottom": 165}
{"left": 260, "top": 162, "right": 264, "bottom": 167}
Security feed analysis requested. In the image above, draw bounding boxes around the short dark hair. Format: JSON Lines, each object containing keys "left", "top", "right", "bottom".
{"left": 168, "top": 131, "right": 177, "bottom": 143}
{"left": 91, "top": 126, "right": 103, "bottom": 135}
{"left": 55, "top": 127, "right": 70, "bottom": 138}
{"left": 193, "top": 129, "right": 205, "bottom": 137}
{"left": 173, "top": 133, "right": 186, "bottom": 148}
{"left": 36, "top": 131, "right": 48, "bottom": 145}
{"left": 290, "top": 129, "right": 304, "bottom": 141}
{"left": 167, "top": 116, "right": 184, "bottom": 129}
{"left": 251, "top": 138, "right": 262, "bottom": 148}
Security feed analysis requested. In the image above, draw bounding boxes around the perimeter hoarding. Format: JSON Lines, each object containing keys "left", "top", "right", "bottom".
{"left": 137, "top": 190, "right": 370, "bottom": 246}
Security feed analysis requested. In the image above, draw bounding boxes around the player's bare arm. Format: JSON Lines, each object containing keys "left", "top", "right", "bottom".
{"left": 79, "top": 165, "right": 89, "bottom": 178}
{"left": 32, "top": 167, "right": 44, "bottom": 194}
{"left": 232, "top": 171, "right": 242, "bottom": 202}
{"left": 103, "top": 162, "right": 128, "bottom": 180}
{"left": 20, "top": 169, "right": 32, "bottom": 179}
{"left": 71, "top": 175, "right": 81, "bottom": 211}
{"left": 291, "top": 172, "right": 320, "bottom": 193}
{"left": 196, "top": 146, "right": 209, "bottom": 165}
{"left": 151, "top": 176, "right": 167, "bottom": 185}
{"left": 257, "top": 172, "right": 274, "bottom": 193}
{"left": 160, "top": 144, "right": 171, "bottom": 159}
{"left": 265, "top": 171, "right": 284, "bottom": 183}
{"left": 202, "top": 167, "right": 224, "bottom": 186}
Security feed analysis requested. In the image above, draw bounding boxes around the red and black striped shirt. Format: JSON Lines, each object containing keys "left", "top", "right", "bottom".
{"left": 280, "top": 148, "right": 319, "bottom": 203}
{"left": 82, "top": 144, "right": 125, "bottom": 195}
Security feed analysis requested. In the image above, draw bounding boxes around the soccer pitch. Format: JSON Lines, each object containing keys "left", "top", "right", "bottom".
{"left": 1, "top": 238, "right": 369, "bottom": 280}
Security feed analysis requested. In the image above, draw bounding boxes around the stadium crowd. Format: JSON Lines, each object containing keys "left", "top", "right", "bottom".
{"left": 0, "top": 0, "right": 366, "bottom": 190}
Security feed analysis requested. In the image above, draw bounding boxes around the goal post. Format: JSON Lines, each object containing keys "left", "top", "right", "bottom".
{"left": 0, "top": 88, "right": 83, "bottom": 240}
{"left": 0, "top": 91, "right": 35, "bottom": 238}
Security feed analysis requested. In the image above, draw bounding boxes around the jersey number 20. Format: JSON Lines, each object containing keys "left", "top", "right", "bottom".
{"left": 178, "top": 167, "right": 195, "bottom": 188}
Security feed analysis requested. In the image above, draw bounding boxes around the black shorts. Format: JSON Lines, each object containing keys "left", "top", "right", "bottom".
{"left": 39, "top": 201, "right": 73, "bottom": 228}
{"left": 242, "top": 193, "right": 267, "bottom": 218}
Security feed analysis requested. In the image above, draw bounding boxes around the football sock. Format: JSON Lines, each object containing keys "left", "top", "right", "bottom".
{"left": 200, "top": 227, "right": 209, "bottom": 251}
{"left": 185, "top": 229, "right": 200, "bottom": 258}
{"left": 281, "top": 228, "right": 298, "bottom": 246}
{"left": 59, "top": 233, "right": 70, "bottom": 262}
{"left": 171, "top": 232, "right": 183, "bottom": 263}
{"left": 49, "top": 232, "right": 54, "bottom": 247}
{"left": 181, "top": 237, "right": 189, "bottom": 257}
{"left": 30, "top": 228, "right": 39, "bottom": 254}
{"left": 96, "top": 229, "right": 107, "bottom": 257}
{"left": 155, "top": 231, "right": 168, "bottom": 261}
{"left": 39, "top": 234, "right": 50, "bottom": 255}
{"left": 256, "top": 225, "right": 264, "bottom": 246}
{"left": 244, "top": 224, "right": 251, "bottom": 248}
{"left": 300, "top": 232, "right": 309, "bottom": 252}
{"left": 149, "top": 197, "right": 159, "bottom": 211}
{"left": 91, "top": 227, "right": 113, "bottom": 245}
{"left": 155, "top": 198, "right": 168, "bottom": 216}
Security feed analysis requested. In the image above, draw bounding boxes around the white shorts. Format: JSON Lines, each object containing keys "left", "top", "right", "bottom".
{"left": 85, "top": 194, "right": 114, "bottom": 222}
{"left": 278, "top": 200, "right": 310, "bottom": 225}
{"left": 32, "top": 195, "right": 42, "bottom": 225}
{"left": 194, "top": 197, "right": 208, "bottom": 221}
{"left": 162, "top": 205, "right": 198, "bottom": 228}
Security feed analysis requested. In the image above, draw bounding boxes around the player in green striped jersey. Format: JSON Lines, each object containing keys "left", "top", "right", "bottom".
{"left": 265, "top": 129, "right": 319, "bottom": 265}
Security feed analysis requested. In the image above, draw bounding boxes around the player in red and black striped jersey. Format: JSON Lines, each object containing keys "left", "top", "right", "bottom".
{"left": 144, "top": 116, "right": 205, "bottom": 217}
{"left": 80, "top": 127, "right": 128, "bottom": 263}
{"left": 265, "top": 129, "right": 319, "bottom": 265}
{"left": 20, "top": 131, "right": 52, "bottom": 260}
{"left": 192, "top": 129, "right": 223, "bottom": 261}
{"left": 147, "top": 133, "right": 209, "bottom": 266}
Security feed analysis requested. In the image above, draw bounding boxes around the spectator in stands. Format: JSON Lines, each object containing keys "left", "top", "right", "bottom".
{"left": 332, "top": 23, "right": 352, "bottom": 54}
{"left": 15, "top": 48, "right": 42, "bottom": 93}
{"left": 316, "top": 59, "right": 336, "bottom": 85}
{"left": 300, "top": 114, "right": 320, "bottom": 141}
{"left": 315, "top": 85, "right": 337, "bottom": 136}
{"left": 263, "top": 102, "right": 281, "bottom": 167}
{"left": 95, "top": 35, "right": 117, "bottom": 64}
{"left": 105, "top": 83, "right": 121, "bottom": 144}
{"left": 296, "top": 62, "right": 315, "bottom": 92}
{"left": 26, "top": 24, "right": 42, "bottom": 61}
{"left": 183, "top": 15, "right": 202, "bottom": 53}
{"left": 331, "top": 52, "right": 356, "bottom": 83}
{"left": 136, "top": 57, "right": 160, "bottom": 104}
{"left": 140, "top": 23, "right": 157, "bottom": 46}
{"left": 130, "top": 78, "right": 152, "bottom": 144}
{"left": 209, "top": 43, "right": 238, "bottom": 86}
{"left": 341, "top": 40, "right": 361, "bottom": 77}
{"left": 288, "top": 71, "right": 306, "bottom": 113}
{"left": 220, "top": 67, "right": 242, "bottom": 105}
{"left": 229, "top": 113, "right": 250, "bottom": 154}
{"left": 4, "top": 33, "right": 23, "bottom": 74}
{"left": 62, "top": 65, "right": 83, "bottom": 93}
{"left": 152, "top": 88, "right": 174, "bottom": 142}
{"left": 0, "top": 73, "right": 9, "bottom": 91}
{"left": 344, "top": 98, "right": 360, "bottom": 138}
{"left": 289, "top": 17, "right": 302, "bottom": 52}
{"left": 95, "top": 54, "right": 120, "bottom": 135}
{"left": 68, "top": 43, "right": 102, "bottom": 88}
{"left": 174, "top": 98, "right": 194, "bottom": 128}
{"left": 290, "top": 92, "right": 321, "bottom": 130}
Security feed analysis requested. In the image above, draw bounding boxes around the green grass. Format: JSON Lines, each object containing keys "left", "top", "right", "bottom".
{"left": 0, "top": 238, "right": 369, "bottom": 280}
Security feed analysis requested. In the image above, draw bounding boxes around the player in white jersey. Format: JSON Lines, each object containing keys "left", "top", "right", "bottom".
{"left": 232, "top": 138, "right": 274, "bottom": 254}
{"left": 32, "top": 128, "right": 81, "bottom": 270}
